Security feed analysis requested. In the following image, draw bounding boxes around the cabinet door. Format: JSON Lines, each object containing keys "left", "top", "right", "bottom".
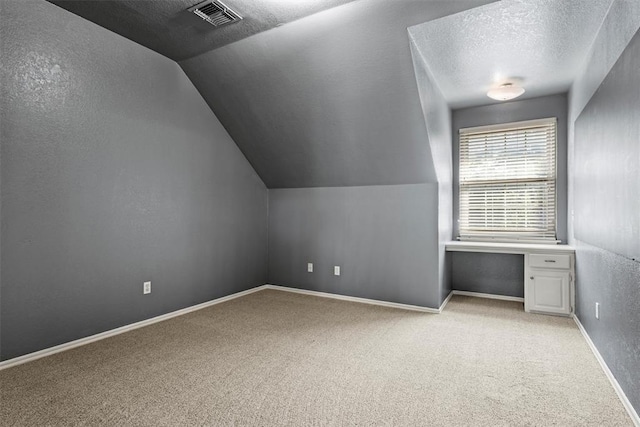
{"left": 528, "top": 270, "right": 571, "bottom": 315}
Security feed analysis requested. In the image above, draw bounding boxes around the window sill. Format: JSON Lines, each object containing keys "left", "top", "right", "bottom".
{"left": 457, "top": 237, "right": 561, "bottom": 245}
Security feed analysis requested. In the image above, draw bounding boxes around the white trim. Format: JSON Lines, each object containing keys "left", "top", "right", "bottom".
{"left": 264, "top": 284, "right": 442, "bottom": 313}
{"left": 0, "top": 284, "right": 445, "bottom": 370}
{"left": 451, "top": 290, "right": 525, "bottom": 302}
{"left": 12, "top": 281, "right": 636, "bottom": 424}
{"left": 439, "top": 291, "right": 454, "bottom": 312}
{"left": 573, "top": 315, "right": 640, "bottom": 426}
{"left": 5, "top": 284, "right": 635, "bottom": 425}
{"left": 0, "top": 285, "right": 270, "bottom": 371}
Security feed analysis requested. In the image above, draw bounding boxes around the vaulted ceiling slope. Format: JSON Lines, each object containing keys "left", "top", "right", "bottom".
{"left": 48, "top": 0, "right": 359, "bottom": 61}
{"left": 180, "top": 0, "right": 493, "bottom": 188}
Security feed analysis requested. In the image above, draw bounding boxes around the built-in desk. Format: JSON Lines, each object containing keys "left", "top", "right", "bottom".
{"left": 446, "top": 241, "right": 575, "bottom": 316}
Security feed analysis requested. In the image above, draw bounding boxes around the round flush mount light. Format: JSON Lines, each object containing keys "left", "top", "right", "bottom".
{"left": 487, "top": 83, "right": 525, "bottom": 101}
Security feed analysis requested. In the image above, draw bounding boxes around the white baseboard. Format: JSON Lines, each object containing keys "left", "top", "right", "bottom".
{"left": 451, "top": 290, "right": 525, "bottom": 302}
{"left": 0, "top": 285, "right": 270, "bottom": 371}
{"left": 0, "top": 285, "right": 491, "bottom": 371}
{"left": 573, "top": 315, "right": 640, "bottom": 426}
{"left": 264, "top": 284, "right": 443, "bottom": 313}
{"left": 439, "top": 290, "right": 454, "bottom": 312}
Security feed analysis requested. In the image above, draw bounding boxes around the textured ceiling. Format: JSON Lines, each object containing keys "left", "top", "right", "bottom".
{"left": 48, "top": 0, "right": 359, "bottom": 61}
{"left": 180, "top": 0, "right": 493, "bottom": 188}
{"left": 409, "top": 0, "right": 614, "bottom": 109}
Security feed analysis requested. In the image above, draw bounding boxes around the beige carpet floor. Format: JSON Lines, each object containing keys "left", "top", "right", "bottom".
{"left": 0, "top": 289, "right": 632, "bottom": 426}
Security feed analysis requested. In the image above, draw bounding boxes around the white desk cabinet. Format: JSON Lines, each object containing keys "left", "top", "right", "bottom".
{"left": 446, "top": 241, "right": 575, "bottom": 316}
{"left": 525, "top": 253, "right": 573, "bottom": 315}
{"left": 527, "top": 268, "right": 571, "bottom": 315}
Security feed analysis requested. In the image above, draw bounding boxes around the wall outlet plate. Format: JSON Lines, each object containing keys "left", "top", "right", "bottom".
{"left": 143, "top": 281, "right": 151, "bottom": 295}
{"left": 334, "top": 266, "right": 340, "bottom": 276}
{"left": 307, "top": 262, "right": 313, "bottom": 273}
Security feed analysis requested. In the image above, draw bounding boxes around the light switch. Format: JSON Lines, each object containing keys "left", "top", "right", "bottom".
{"left": 334, "top": 266, "right": 340, "bottom": 276}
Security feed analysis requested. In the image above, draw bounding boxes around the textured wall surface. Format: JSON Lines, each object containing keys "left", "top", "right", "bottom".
{"left": 568, "top": 0, "right": 640, "bottom": 129}
{"left": 568, "top": 1, "right": 640, "bottom": 415}
{"left": 409, "top": 38, "right": 453, "bottom": 304}
{"left": 568, "top": 0, "right": 640, "bottom": 240}
{"left": 0, "top": 1, "right": 268, "bottom": 360}
{"left": 180, "top": 0, "right": 491, "bottom": 188}
{"left": 451, "top": 253, "right": 525, "bottom": 298}
{"left": 574, "top": 32, "right": 640, "bottom": 261}
{"left": 268, "top": 185, "right": 441, "bottom": 308}
{"left": 573, "top": 241, "right": 639, "bottom": 412}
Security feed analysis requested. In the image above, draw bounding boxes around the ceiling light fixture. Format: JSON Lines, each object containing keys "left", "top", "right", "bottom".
{"left": 487, "top": 83, "right": 525, "bottom": 101}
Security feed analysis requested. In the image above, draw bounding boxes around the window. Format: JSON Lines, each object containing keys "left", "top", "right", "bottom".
{"left": 458, "top": 118, "right": 557, "bottom": 243}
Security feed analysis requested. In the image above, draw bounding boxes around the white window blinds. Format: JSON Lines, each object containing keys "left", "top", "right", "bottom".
{"left": 458, "top": 118, "right": 557, "bottom": 242}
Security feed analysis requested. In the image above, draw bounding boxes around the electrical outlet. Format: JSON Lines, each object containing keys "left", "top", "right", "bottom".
{"left": 595, "top": 302, "right": 600, "bottom": 319}
{"left": 334, "top": 266, "right": 340, "bottom": 276}
{"left": 307, "top": 262, "right": 313, "bottom": 273}
{"left": 143, "top": 281, "right": 151, "bottom": 295}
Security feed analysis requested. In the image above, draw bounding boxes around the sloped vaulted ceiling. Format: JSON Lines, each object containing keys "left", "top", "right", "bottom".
{"left": 49, "top": 0, "right": 494, "bottom": 188}
{"left": 48, "top": 0, "right": 360, "bottom": 60}
{"left": 180, "top": 0, "right": 493, "bottom": 188}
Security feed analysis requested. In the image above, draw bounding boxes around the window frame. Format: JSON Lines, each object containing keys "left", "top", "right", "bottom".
{"left": 457, "top": 117, "right": 559, "bottom": 244}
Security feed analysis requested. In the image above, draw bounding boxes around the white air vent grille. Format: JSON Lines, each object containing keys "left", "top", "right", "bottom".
{"left": 189, "top": 0, "right": 242, "bottom": 27}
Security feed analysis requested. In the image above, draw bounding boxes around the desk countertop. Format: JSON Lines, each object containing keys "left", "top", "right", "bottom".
{"left": 445, "top": 241, "right": 575, "bottom": 254}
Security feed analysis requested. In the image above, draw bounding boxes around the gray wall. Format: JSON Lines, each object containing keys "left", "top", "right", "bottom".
{"left": 573, "top": 39, "right": 639, "bottom": 261}
{"left": 568, "top": 0, "right": 640, "bottom": 414}
{"left": 449, "top": 94, "right": 568, "bottom": 297}
{"left": 0, "top": 1, "right": 268, "bottom": 361}
{"left": 268, "top": 185, "right": 441, "bottom": 308}
{"left": 450, "top": 253, "right": 524, "bottom": 298}
{"left": 409, "top": 37, "right": 454, "bottom": 304}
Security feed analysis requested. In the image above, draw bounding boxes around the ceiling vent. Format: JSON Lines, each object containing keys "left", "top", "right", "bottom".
{"left": 189, "top": 0, "right": 242, "bottom": 28}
